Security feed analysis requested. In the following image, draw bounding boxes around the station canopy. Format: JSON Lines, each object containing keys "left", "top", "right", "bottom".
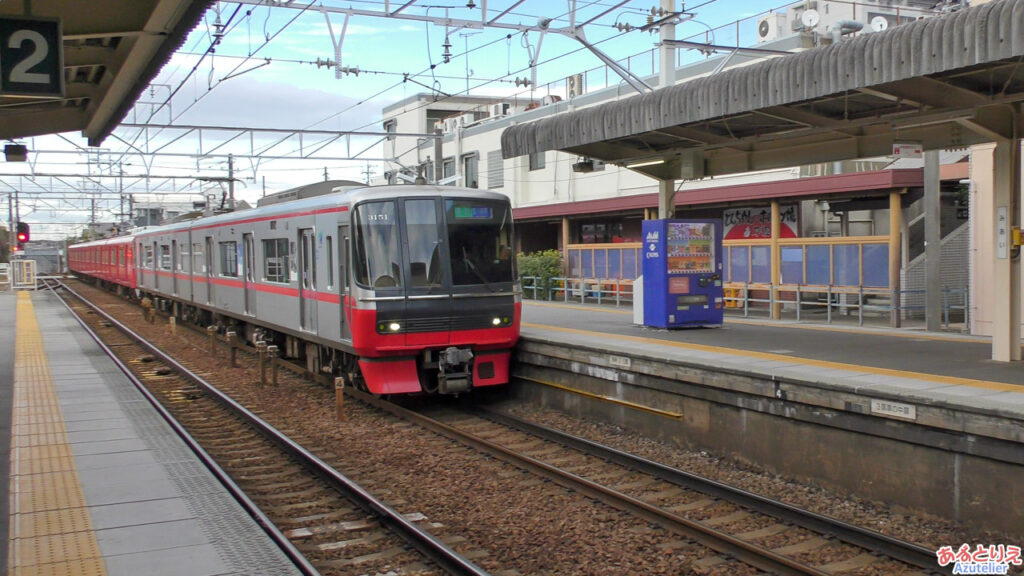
{"left": 501, "top": 0, "right": 1024, "bottom": 181}
{"left": 0, "top": 0, "right": 213, "bottom": 147}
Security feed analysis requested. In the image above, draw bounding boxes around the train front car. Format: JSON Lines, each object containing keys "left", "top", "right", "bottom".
{"left": 348, "top": 187, "right": 520, "bottom": 395}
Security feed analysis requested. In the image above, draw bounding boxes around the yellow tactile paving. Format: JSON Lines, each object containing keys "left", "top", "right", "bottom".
{"left": 8, "top": 292, "right": 106, "bottom": 576}
{"left": 12, "top": 508, "right": 94, "bottom": 539}
{"left": 8, "top": 558, "right": 106, "bottom": 576}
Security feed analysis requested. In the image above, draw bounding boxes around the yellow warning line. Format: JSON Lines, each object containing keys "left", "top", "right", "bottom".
{"left": 524, "top": 300, "right": 981, "bottom": 343}
{"left": 9, "top": 291, "right": 106, "bottom": 576}
{"left": 522, "top": 321, "right": 1022, "bottom": 393}
{"left": 516, "top": 375, "right": 684, "bottom": 419}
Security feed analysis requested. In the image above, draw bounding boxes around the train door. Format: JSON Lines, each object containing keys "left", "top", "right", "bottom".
{"left": 136, "top": 242, "right": 144, "bottom": 287}
{"left": 242, "top": 233, "right": 256, "bottom": 315}
{"left": 338, "top": 225, "right": 351, "bottom": 341}
{"left": 171, "top": 240, "right": 179, "bottom": 295}
{"left": 299, "top": 228, "right": 318, "bottom": 332}
{"left": 205, "top": 236, "right": 215, "bottom": 304}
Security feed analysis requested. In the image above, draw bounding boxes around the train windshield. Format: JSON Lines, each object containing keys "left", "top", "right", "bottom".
{"left": 446, "top": 199, "right": 514, "bottom": 287}
{"left": 354, "top": 197, "right": 514, "bottom": 291}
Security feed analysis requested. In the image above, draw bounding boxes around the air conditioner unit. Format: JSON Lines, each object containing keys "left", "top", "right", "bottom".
{"left": 443, "top": 117, "right": 461, "bottom": 133}
{"left": 572, "top": 159, "right": 594, "bottom": 173}
{"left": 566, "top": 73, "right": 585, "bottom": 99}
{"left": 540, "top": 94, "right": 563, "bottom": 106}
{"left": 490, "top": 103, "right": 509, "bottom": 118}
{"left": 571, "top": 158, "right": 606, "bottom": 173}
{"left": 756, "top": 13, "right": 787, "bottom": 43}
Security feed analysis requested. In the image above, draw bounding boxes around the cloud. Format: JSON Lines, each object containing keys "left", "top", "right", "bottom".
{"left": 171, "top": 76, "right": 375, "bottom": 130}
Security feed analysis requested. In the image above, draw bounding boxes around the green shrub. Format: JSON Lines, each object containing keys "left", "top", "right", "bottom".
{"left": 517, "top": 249, "right": 563, "bottom": 300}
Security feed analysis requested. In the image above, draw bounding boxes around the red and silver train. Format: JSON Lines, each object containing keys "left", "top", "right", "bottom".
{"left": 68, "top": 185, "right": 521, "bottom": 395}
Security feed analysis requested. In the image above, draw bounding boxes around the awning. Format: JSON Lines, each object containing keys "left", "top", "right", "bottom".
{"left": 501, "top": 0, "right": 1024, "bottom": 180}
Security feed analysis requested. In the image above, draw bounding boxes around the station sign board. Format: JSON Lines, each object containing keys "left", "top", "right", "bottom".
{"left": 723, "top": 205, "right": 798, "bottom": 240}
{"left": 891, "top": 141, "right": 923, "bottom": 159}
{"left": 0, "top": 17, "right": 64, "bottom": 98}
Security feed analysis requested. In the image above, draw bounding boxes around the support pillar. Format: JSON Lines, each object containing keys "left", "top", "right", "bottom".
{"left": 925, "top": 150, "right": 942, "bottom": 332}
{"left": 991, "top": 138, "right": 1022, "bottom": 361}
{"left": 561, "top": 217, "right": 570, "bottom": 266}
{"left": 889, "top": 190, "right": 903, "bottom": 328}
{"left": 770, "top": 201, "right": 782, "bottom": 319}
{"left": 658, "top": 180, "right": 674, "bottom": 219}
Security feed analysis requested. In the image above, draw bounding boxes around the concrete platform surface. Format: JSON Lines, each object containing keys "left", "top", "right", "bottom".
{"left": 3, "top": 290, "right": 303, "bottom": 576}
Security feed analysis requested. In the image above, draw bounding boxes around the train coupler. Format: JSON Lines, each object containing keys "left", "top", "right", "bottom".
{"left": 438, "top": 346, "right": 473, "bottom": 394}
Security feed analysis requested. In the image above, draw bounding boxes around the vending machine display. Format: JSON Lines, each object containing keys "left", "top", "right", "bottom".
{"left": 641, "top": 219, "right": 724, "bottom": 328}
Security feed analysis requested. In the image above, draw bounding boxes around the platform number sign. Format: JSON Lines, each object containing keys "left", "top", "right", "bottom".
{"left": 0, "top": 17, "right": 64, "bottom": 98}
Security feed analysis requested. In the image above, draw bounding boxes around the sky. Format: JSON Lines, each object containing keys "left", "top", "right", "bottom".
{"left": 4, "top": 0, "right": 788, "bottom": 239}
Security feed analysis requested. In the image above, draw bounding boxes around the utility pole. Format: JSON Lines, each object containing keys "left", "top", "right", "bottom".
{"left": 119, "top": 165, "right": 125, "bottom": 231}
{"left": 227, "top": 154, "right": 235, "bottom": 211}
{"left": 657, "top": 0, "right": 677, "bottom": 219}
{"left": 7, "top": 192, "right": 13, "bottom": 260}
{"left": 434, "top": 128, "right": 443, "bottom": 184}
{"left": 362, "top": 162, "right": 372, "bottom": 184}
{"left": 324, "top": 167, "right": 329, "bottom": 181}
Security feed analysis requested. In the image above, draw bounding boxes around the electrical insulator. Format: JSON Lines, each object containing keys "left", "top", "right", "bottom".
{"left": 442, "top": 36, "right": 452, "bottom": 64}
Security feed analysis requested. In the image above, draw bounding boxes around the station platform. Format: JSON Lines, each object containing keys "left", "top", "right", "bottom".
{"left": 522, "top": 300, "right": 1024, "bottom": 410}
{"left": 518, "top": 300, "right": 1024, "bottom": 534}
{"left": 2, "top": 290, "right": 303, "bottom": 576}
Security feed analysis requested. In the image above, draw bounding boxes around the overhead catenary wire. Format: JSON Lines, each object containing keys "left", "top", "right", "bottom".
{"left": 14, "top": 0, "right": 753, "bottom": 230}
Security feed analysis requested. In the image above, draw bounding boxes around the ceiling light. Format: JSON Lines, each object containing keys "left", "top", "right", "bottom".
{"left": 625, "top": 158, "right": 665, "bottom": 169}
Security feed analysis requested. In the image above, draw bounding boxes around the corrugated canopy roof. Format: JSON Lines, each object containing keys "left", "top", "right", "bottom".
{"left": 501, "top": 0, "right": 1024, "bottom": 181}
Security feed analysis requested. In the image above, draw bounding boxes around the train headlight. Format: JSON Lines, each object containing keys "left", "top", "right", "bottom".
{"left": 377, "top": 322, "right": 403, "bottom": 334}
{"left": 492, "top": 317, "right": 502, "bottom": 326}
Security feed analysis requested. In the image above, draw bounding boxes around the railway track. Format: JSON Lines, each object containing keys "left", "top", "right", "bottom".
{"left": 47, "top": 279, "right": 490, "bottom": 576}
{"left": 52, "top": 277, "right": 948, "bottom": 575}
{"left": 369, "top": 398, "right": 945, "bottom": 576}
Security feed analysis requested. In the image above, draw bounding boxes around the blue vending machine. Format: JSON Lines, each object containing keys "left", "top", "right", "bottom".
{"left": 641, "top": 219, "right": 724, "bottom": 328}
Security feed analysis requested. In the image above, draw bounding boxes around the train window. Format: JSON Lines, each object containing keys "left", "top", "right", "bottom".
{"left": 446, "top": 199, "right": 514, "bottom": 287}
{"left": 143, "top": 245, "right": 154, "bottom": 268}
{"left": 326, "top": 236, "right": 334, "bottom": 288}
{"left": 263, "top": 238, "right": 289, "bottom": 283}
{"left": 192, "top": 242, "right": 204, "bottom": 273}
{"left": 159, "top": 245, "right": 172, "bottom": 270}
{"left": 219, "top": 241, "right": 239, "bottom": 277}
{"left": 405, "top": 199, "right": 442, "bottom": 288}
{"left": 353, "top": 201, "right": 402, "bottom": 289}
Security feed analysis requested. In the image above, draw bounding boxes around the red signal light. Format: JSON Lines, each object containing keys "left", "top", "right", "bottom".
{"left": 16, "top": 221, "right": 29, "bottom": 244}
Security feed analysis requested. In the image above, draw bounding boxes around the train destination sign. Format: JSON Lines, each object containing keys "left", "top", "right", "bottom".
{"left": 0, "top": 17, "right": 64, "bottom": 98}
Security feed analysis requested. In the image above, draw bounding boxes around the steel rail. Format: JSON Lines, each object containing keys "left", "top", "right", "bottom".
{"left": 348, "top": 388, "right": 830, "bottom": 576}
{"left": 42, "top": 279, "right": 322, "bottom": 576}
{"left": 51, "top": 280, "right": 492, "bottom": 576}
{"left": 476, "top": 407, "right": 947, "bottom": 575}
